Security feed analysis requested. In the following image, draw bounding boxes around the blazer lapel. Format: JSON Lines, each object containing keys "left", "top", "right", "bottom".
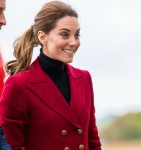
{"left": 26, "top": 59, "right": 83, "bottom": 128}
{"left": 66, "top": 64, "right": 86, "bottom": 119}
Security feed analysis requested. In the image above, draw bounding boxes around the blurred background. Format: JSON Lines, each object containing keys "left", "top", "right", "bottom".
{"left": 0, "top": 0, "right": 141, "bottom": 149}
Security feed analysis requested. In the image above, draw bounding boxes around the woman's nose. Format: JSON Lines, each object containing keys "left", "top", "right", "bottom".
{"left": 69, "top": 37, "right": 77, "bottom": 46}
{"left": 0, "top": 13, "right": 7, "bottom": 26}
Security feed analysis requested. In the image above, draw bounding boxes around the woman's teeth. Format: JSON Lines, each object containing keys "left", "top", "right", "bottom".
{"left": 63, "top": 49, "right": 74, "bottom": 54}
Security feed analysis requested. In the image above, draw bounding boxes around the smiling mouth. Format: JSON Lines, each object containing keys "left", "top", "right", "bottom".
{"left": 63, "top": 49, "right": 75, "bottom": 54}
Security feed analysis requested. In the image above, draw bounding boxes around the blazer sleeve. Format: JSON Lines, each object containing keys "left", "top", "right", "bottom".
{"left": 0, "top": 75, "right": 28, "bottom": 150}
{"left": 86, "top": 72, "right": 102, "bottom": 150}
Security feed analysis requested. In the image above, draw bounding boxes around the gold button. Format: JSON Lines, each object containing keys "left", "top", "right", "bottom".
{"left": 79, "top": 144, "right": 84, "bottom": 150}
{"left": 61, "top": 130, "right": 68, "bottom": 135}
{"left": 77, "top": 129, "right": 83, "bottom": 134}
{"left": 64, "top": 146, "right": 70, "bottom": 150}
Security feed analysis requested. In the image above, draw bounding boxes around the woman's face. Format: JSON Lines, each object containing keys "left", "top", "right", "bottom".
{"left": 38, "top": 16, "right": 80, "bottom": 63}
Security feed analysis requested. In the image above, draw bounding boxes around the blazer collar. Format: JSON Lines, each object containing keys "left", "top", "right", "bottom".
{"left": 26, "top": 58, "right": 86, "bottom": 128}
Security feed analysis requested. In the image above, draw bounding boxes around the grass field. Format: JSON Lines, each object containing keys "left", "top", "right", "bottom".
{"left": 102, "top": 140, "right": 141, "bottom": 150}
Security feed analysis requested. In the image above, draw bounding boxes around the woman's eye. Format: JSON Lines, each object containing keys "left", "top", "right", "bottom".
{"left": 60, "top": 32, "right": 69, "bottom": 38}
{"left": 75, "top": 33, "right": 80, "bottom": 39}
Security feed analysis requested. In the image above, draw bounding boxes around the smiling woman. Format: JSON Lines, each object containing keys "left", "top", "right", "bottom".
{"left": 37, "top": 16, "right": 80, "bottom": 63}
{"left": 0, "top": 1, "right": 101, "bottom": 150}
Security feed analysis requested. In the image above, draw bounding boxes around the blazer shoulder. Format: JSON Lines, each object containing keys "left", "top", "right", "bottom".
{"left": 5, "top": 64, "right": 35, "bottom": 86}
{"left": 6, "top": 58, "right": 40, "bottom": 84}
{"left": 5, "top": 70, "right": 29, "bottom": 87}
{"left": 67, "top": 64, "right": 91, "bottom": 79}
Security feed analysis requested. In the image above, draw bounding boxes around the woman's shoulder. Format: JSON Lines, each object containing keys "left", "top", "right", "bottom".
{"left": 66, "top": 64, "right": 91, "bottom": 78}
{"left": 5, "top": 64, "right": 35, "bottom": 86}
{"left": 5, "top": 69, "right": 30, "bottom": 87}
{"left": 6, "top": 58, "right": 39, "bottom": 83}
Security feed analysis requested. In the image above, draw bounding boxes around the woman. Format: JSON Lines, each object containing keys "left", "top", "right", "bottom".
{"left": 0, "top": 1, "right": 102, "bottom": 150}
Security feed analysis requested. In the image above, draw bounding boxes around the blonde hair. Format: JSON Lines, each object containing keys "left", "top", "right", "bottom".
{"left": 6, "top": 1, "right": 78, "bottom": 76}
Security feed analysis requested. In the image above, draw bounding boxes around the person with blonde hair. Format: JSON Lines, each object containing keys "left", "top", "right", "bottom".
{"left": 0, "top": 1, "right": 102, "bottom": 149}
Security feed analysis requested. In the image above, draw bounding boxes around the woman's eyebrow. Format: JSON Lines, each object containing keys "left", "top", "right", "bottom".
{"left": 59, "top": 28, "right": 80, "bottom": 32}
{"left": 59, "top": 28, "right": 70, "bottom": 32}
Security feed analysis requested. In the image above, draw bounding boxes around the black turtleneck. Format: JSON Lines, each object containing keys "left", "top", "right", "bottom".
{"left": 39, "top": 51, "right": 71, "bottom": 104}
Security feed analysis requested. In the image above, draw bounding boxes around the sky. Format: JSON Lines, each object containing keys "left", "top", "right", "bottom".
{"left": 0, "top": 0, "right": 141, "bottom": 119}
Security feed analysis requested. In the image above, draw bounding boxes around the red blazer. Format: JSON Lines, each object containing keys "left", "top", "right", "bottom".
{"left": 0, "top": 58, "right": 101, "bottom": 150}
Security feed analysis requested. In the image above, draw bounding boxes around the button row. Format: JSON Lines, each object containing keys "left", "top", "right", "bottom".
{"left": 61, "top": 128, "right": 83, "bottom": 136}
{"left": 64, "top": 144, "right": 84, "bottom": 150}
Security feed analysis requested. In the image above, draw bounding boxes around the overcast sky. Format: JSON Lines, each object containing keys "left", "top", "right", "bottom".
{"left": 0, "top": 0, "right": 141, "bottom": 119}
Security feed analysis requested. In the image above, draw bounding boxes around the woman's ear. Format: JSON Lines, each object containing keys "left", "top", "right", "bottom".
{"left": 37, "top": 31, "right": 47, "bottom": 45}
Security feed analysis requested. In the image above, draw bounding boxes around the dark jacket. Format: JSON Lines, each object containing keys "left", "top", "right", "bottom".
{"left": 0, "top": 127, "right": 11, "bottom": 150}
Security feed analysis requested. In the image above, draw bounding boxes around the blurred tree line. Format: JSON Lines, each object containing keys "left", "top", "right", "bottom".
{"left": 99, "top": 112, "right": 141, "bottom": 141}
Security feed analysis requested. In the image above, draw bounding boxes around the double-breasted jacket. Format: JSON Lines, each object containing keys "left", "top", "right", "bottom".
{"left": 0, "top": 58, "right": 101, "bottom": 150}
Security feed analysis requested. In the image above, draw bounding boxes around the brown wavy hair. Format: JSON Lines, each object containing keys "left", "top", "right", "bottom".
{"left": 6, "top": 1, "right": 78, "bottom": 76}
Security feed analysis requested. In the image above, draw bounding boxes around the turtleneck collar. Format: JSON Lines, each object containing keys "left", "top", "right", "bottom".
{"left": 39, "top": 49, "right": 66, "bottom": 76}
